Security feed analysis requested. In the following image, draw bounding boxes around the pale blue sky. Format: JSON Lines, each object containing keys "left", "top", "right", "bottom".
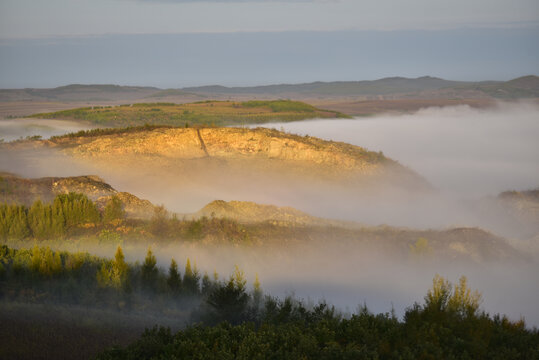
{"left": 0, "top": 0, "right": 538, "bottom": 87}
{"left": 1, "top": 0, "right": 538, "bottom": 38}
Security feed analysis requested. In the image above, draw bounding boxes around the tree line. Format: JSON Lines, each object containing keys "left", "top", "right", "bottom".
{"left": 1, "top": 243, "right": 538, "bottom": 359}
{"left": 98, "top": 274, "right": 539, "bottom": 360}
{"left": 0, "top": 244, "right": 261, "bottom": 320}
{"left": 0, "top": 193, "right": 115, "bottom": 240}
{"left": 0, "top": 193, "right": 250, "bottom": 244}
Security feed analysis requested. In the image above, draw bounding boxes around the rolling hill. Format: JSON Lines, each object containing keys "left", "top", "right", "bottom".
{"left": 0, "top": 172, "right": 155, "bottom": 219}
{"left": 2, "top": 76, "right": 537, "bottom": 106}
{"left": 182, "top": 75, "right": 539, "bottom": 99}
{"left": 28, "top": 100, "right": 348, "bottom": 127}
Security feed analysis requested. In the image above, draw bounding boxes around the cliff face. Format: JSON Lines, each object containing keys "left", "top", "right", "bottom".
{"left": 51, "top": 127, "right": 427, "bottom": 190}
{"left": 0, "top": 173, "right": 155, "bottom": 219}
{"left": 60, "top": 127, "right": 385, "bottom": 175}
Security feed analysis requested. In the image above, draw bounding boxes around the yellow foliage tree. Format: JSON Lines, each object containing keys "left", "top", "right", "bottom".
{"left": 425, "top": 274, "right": 482, "bottom": 315}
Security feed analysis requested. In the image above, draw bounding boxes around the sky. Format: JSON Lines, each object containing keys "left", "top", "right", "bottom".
{"left": 0, "top": 0, "right": 538, "bottom": 87}
{"left": 1, "top": 0, "right": 538, "bottom": 37}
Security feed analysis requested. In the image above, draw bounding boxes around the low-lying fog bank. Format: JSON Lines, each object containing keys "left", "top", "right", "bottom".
{"left": 245, "top": 102, "right": 539, "bottom": 237}
{"left": 113, "top": 243, "right": 539, "bottom": 327}
{"left": 1, "top": 102, "right": 538, "bottom": 327}
{"left": 1, "top": 103, "right": 537, "bottom": 240}
{"left": 255, "top": 102, "right": 539, "bottom": 198}
{"left": 0, "top": 118, "right": 94, "bottom": 142}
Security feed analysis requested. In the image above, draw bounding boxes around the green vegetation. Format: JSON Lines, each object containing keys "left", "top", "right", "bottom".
{"left": 242, "top": 99, "right": 317, "bottom": 113}
{"left": 30, "top": 100, "right": 349, "bottom": 128}
{"left": 409, "top": 237, "right": 432, "bottom": 257}
{"left": 0, "top": 243, "right": 260, "bottom": 316}
{"left": 98, "top": 274, "right": 539, "bottom": 360}
{"left": 3, "top": 240, "right": 537, "bottom": 359}
{"left": 0, "top": 193, "right": 251, "bottom": 245}
{"left": 49, "top": 124, "right": 174, "bottom": 141}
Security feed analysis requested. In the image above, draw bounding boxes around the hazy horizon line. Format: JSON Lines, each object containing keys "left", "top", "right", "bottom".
{"left": 2, "top": 23, "right": 539, "bottom": 41}
{"left": 2, "top": 74, "right": 537, "bottom": 91}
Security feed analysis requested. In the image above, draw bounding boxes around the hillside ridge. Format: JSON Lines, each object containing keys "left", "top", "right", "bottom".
{"left": 0, "top": 173, "right": 155, "bottom": 219}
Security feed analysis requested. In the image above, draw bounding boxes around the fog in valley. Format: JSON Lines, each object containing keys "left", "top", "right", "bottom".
{"left": 250, "top": 102, "right": 539, "bottom": 236}
{"left": 4, "top": 103, "right": 537, "bottom": 236}
{"left": 258, "top": 102, "right": 539, "bottom": 197}
{"left": 0, "top": 118, "right": 94, "bottom": 142}
{"left": 143, "top": 243, "right": 539, "bottom": 326}
{"left": 1, "top": 102, "right": 538, "bottom": 325}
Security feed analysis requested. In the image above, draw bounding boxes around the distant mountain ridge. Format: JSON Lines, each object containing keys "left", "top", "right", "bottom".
{"left": 182, "top": 76, "right": 467, "bottom": 96}
{"left": 0, "top": 84, "right": 159, "bottom": 102}
{"left": 1, "top": 76, "right": 537, "bottom": 102}
{"left": 181, "top": 75, "right": 539, "bottom": 99}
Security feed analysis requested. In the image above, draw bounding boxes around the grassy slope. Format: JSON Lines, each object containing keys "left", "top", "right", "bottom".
{"left": 29, "top": 100, "right": 349, "bottom": 127}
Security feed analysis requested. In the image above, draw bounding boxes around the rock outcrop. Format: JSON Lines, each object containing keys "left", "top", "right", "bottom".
{"left": 194, "top": 200, "right": 330, "bottom": 226}
{"left": 0, "top": 173, "right": 155, "bottom": 219}
{"left": 49, "top": 127, "right": 429, "bottom": 190}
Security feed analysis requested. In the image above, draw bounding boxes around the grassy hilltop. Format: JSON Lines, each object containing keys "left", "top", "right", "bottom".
{"left": 29, "top": 100, "right": 349, "bottom": 127}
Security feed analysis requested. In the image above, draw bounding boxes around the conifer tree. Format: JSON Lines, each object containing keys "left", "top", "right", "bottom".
{"left": 52, "top": 251, "right": 63, "bottom": 275}
{"left": 150, "top": 205, "right": 169, "bottom": 236}
{"left": 253, "top": 273, "right": 262, "bottom": 308}
{"left": 111, "top": 246, "right": 128, "bottom": 289}
{"left": 141, "top": 247, "right": 158, "bottom": 289}
{"left": 40, "top": 247, "right": 55, "bottom": 277}
{"left": 201, "top": 271, "right": 212, "bottom": 296}
{"left": 0, "top": 204, "right": 10, "bottom": 239}
{"left": 30, "top": 245, "right": 42, "bottom": 273}
{"left": 167, "top": 258, "right": 182, "bottom": 293}
{"left": 183, "top": 258, "right": 200, "bottom": 295}
{"left": 51, "top": 199, "right": 66, "bottom": 236}
{"left": 104, "top": 195, "right": 125, "bottom": 223}
{"left": 28, "top": 200, "right": 45, "bottom": 238}
{"left": 8, "top": 205, "right": 30, "bottom": 239}
{"left": 97, "top": 261, "right": 112, "bottom": 288}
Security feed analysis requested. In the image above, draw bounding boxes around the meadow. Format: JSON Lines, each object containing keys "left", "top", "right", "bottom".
{"left": 30, "top": 100, "right": 349, "bottom": 128}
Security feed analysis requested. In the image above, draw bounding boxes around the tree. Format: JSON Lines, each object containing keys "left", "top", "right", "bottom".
{"left": 112, "top": 246, "right": 129, "bottom": 290}
{"left": 8, "top": 205, "right": 30, "bottom": 239}
{"left": 183, "top": 258, "right": 200, "bottom": 295}
{"left": 204, "top": 265, "right": 249, "bottom": 325}
{"left": 425, "top": 274, "right": 452, "bottom": 312}
{"left": 28, "top": 200, "right": 47, "bottom": 239}
{"left": 97, "top": 246, "right": 129, "bottom": 290}
{"left": 167, "top": 258, "right": 182, "bottom": 293}
{"left": 424, "top": 274, "right": 482, "bottom": 316}
{"left": 448, "top": 276, "right": 482, "bottom": 316}
{"left": 104, "top": 195, "right": 125, "bottom": 223}
{"left": 201, "top": 271, "right": 213, "bottom": 296}
{"left": 141, "top": 247, "right": 158, "bottom": 290}
{"left": 252, "top": 273, "right": 263, "bottom": 310}
{"left": 409, "top": 237, "right": 432, "bottom": 257}
{"left": 36, "top": 247, "right": 62, "bottom": 277}
{"left": 54, "top": 193, "right": 100, "bottom": 229}
{"left": 150, "top": 205, "right": 169, "bottom": 236}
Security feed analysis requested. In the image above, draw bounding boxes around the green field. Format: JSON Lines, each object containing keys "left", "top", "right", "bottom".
{"left": 30, "top": 100, "right": 350, "bottom": 127}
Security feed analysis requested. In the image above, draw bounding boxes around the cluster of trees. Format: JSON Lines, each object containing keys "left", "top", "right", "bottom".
{"left": 0, "top": 244, "right": 261, "bottom": 319}
{"left": 0, "top": 193, "right": 102, "bottom": 240}
{"left": 1, "top": 193, "right": 251, "bottom": 245}
{"left": 2, "top": 244, "right": 538, "bottom": 358}
{"left": 98, "top": 275, "right": 539, "bottom": 360}
{"left": 149, "top": 206, "right": 249, "bottom": 243}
